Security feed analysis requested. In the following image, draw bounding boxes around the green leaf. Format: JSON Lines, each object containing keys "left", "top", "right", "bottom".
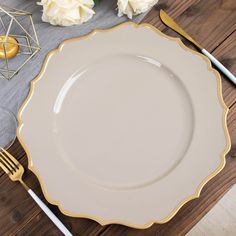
{"left": 94, "top": 0, "right": 100, "bottom": 5}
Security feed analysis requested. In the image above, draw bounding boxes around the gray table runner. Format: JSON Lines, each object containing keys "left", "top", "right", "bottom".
{"left": 0, "top": 0, "right": 148, "bottom": 147}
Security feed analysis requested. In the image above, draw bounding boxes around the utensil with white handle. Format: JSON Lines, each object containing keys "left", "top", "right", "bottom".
{"left": 0, "top": 147, "right": 73, "bottom": 236}
{"left": 160, "top": 9, "right": 236, "bottom": 85}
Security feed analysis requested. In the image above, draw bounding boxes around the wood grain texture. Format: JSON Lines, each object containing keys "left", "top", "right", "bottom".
{"left": 0, "top": 0, "right": 235, "bottom": 235}
{"left": 214, "top": 30, "right": 236, "bottom": 107}
{"left": 159, "top": 0, "right": 236, "bottom": 52}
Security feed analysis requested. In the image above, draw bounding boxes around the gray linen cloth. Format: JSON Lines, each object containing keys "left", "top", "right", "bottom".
{"left": 0, "top": 0, "right": 149, "bottom": 147}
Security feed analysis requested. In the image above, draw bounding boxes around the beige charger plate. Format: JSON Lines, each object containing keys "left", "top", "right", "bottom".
{"left": 17, "top": 22, "right": 230, "bottom": 228}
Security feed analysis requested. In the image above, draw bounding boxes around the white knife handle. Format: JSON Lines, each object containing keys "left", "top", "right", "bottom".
{"left": 28, "top": 189, "right": 73, "bottom": 236}
{"left": 201, "top": 49, "right": 236, "bottom": 85}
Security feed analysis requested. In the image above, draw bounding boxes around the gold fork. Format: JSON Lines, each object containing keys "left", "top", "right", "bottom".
{"left": 0, "top": 147, "right": 73, "bottom": 236}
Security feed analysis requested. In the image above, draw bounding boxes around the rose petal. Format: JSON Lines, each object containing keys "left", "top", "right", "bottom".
{"left": 38, "top": 0, "right": 95, "bottom": 26}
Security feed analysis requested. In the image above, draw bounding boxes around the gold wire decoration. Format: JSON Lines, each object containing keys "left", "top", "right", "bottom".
{"left": 0, "top": 5, "right": 40, "bottom": 80}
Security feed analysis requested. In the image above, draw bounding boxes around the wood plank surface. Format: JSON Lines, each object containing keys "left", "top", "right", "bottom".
{"left": 214, "top": 30, "right": 236, "bottom": 108}
{"left": 0, "top": 0, "right": 235, "bottom": 235}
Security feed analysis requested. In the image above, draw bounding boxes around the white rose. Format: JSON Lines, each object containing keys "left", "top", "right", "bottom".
{"left": 117, "top": 0, "right": 158, "bottom": 19}
{"left": 38, "top": 0, "right": 95, "bottom": 26}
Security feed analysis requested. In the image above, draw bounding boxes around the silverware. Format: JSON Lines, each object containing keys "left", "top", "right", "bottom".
{"left": 160, "top": 9, "right": 236, "bottom": 85}
{"left": 0, "top": 147, "right": 73, "bottom": 236}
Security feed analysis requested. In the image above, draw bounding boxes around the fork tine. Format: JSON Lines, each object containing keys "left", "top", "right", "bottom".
{"left": 0, "top": 151, "right": 17, "bottom": 171}
{"left": 0, "top": 151, "right": 14, "bottom": 174}
{"left": 0, "top": 162, "right": 12, "bottom": 175}
{"left": 0, "top": 147, "right": 19, "bottom": 169}
{"left": 0, "top": 148, "right": 27, "bottom": 188}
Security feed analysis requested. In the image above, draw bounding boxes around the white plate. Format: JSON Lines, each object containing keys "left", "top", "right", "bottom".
{"left": 17, "top": 23, "right": 230, "bottom": 228}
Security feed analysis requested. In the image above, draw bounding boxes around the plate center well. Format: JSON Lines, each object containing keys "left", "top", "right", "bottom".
{"left": 53, "top": 54, "right": 194, "bottom": 189}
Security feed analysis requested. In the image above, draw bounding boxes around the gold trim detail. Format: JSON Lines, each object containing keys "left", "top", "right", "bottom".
{"left": 16, "top": 22, "right": 231, "bottom": 229}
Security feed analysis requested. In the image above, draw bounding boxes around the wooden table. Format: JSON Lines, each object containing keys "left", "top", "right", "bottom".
{"left": 1, "top": 0, "right": 236, "bottom": 235}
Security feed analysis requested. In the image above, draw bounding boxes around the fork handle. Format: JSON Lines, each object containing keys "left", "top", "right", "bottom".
{"left": 28, "top": 189, "right": 73, "bottom": 236}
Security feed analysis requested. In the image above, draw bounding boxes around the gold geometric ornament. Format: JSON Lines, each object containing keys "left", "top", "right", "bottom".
{"left": 0, "top": 5, "right": 40, "bottom": 80}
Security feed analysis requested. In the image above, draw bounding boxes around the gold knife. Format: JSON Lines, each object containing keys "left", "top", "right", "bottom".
{"left": 159, "top": 9, "right": 236, "bottom": 85}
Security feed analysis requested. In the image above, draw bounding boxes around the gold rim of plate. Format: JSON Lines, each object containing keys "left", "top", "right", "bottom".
{"left": 16, "top": 22, "right": 231, "bottom": 229}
